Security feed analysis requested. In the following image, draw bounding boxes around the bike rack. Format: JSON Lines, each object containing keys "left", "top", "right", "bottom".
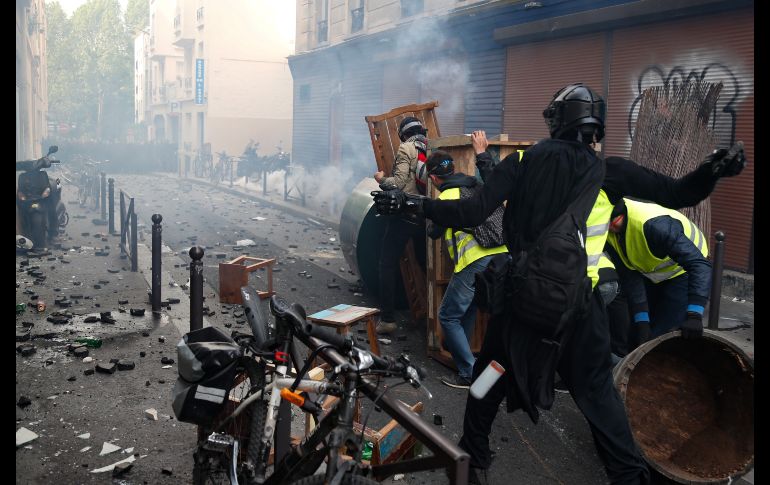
{"left": 307, "top": 336, "right": 470, "bottom": 484}
{"left": 119, "top": 189, "right": 138, "bottom": 272}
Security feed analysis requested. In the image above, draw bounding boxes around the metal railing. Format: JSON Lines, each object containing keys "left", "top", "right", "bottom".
{"left": 119, "top": 189, "right": 138, "bottom": 272}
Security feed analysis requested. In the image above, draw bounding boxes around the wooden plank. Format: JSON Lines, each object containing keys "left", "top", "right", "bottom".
{"left": 364, "top": 101, "right": 440, "bottom": 124}
{"left": 307, "top": 304, "right": 379, "bottom": 325}
{"left": 425, "top": 137, "right": 535, "bottom": 370}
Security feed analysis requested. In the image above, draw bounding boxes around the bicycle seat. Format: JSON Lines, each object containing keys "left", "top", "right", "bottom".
{"left": 269, "top": 295, "right": 307, "bottom": 331}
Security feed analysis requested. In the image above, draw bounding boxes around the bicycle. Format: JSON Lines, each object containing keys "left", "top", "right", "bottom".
{"left": 173, "top": 288, "right": 470, "bottom": 485}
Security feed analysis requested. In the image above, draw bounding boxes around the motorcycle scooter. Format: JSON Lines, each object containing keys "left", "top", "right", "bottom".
{"left": 16, "top": 145, "right": 68, "bottom": 249}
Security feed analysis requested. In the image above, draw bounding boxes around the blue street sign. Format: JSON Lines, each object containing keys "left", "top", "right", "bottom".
{"left": 195, "top": 58, "right": 204, "bottom": 105}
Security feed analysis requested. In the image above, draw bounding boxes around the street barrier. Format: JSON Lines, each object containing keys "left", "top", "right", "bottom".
{"left": 119, "top": 189, "right": 138, "bottom": 272}
{"left": 708, "top": 231, "right": 726, "bottom": 330}
{"left": 151, "top": 214, "right": 163, "bottom": 313}
{"left": 189, "top": 246, "right": 204, "bottom": 331}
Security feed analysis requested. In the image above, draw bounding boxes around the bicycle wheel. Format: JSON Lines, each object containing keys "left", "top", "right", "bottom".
{"left": 289, "top": 474, "right": 379, "bottom": 485}
{"left": 193, "top": 358, "right": 268, "bottom": 485}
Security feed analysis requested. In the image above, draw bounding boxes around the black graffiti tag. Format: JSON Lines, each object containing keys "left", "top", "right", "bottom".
{"left": 627, "top": 62, "right": 742, "bottom": 147}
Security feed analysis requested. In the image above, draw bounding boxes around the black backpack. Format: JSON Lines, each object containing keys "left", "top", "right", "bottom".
{"left": 454, "top": 185, "right": 505, "bottom": 249}
{"left": 507, "top": 163, "right": 604, "bottom": 340}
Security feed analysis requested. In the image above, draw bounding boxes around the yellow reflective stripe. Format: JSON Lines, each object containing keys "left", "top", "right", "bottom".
{"left": 643, "top": 268, "right": 682, "bottom": 283}
{"left": 586, "top": 222, "right": 609, "bottom": 237}
{"left": 689, "top": 220, "right": 704, "bottom": 253}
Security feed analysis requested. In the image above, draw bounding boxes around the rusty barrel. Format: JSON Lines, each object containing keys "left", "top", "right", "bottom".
{"left": 613, "top": 330, "right": 754, "bottom": 484}
{"left": 339, "top": 177, "right": 407, "bottom": 307}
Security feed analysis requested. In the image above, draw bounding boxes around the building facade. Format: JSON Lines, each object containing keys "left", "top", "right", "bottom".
{"left": 139, "top": 0, "right": 294, "bottom": 174}
{"left": 16, "top": 0, "right": 48, "bottom": 161}
{"left": 288, "top": 0, "right": 754, "bottom": 273}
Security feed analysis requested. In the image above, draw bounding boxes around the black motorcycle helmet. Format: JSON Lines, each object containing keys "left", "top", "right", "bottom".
{"left": 398, "top": 116, "right": 427, "bottom": 141}
{"left": 543, "top": 83, "right": 606, "bottom": 143}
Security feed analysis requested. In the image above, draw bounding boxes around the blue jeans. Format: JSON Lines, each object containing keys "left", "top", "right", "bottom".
{"left": 438, "top": 255, "right": 494, "bottom": 380}
{"left": 646, "top": 273, "right": 689, "bottom": 337}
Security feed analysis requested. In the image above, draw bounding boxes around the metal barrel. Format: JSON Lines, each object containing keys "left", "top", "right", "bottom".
{"left": 613, "top": 331, "right": 754, "bottom": 484}
{"left": 338, "top": 177, "right": 408, "bottom": 306}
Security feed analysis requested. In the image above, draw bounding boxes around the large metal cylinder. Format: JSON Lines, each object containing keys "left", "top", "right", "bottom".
{"left": 339, "top": 177, "right": 406, "bottom": 306}
{"left": 613, "top": 331, "right": 754, "bottom": 484}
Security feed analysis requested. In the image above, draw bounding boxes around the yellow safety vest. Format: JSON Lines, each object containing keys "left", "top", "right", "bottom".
{"left": 440, "top": 188, "right": 508, "bottom": 273}
{"left": 606, "top": 198, "right": 708, "bottom": 283}
{"left": 585, "top": 189, "right": 613, "bottom": 289}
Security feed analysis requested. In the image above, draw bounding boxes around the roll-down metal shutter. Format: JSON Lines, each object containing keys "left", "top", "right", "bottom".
{"left": 604, "top": 8, "right": 754, "bottom": 271}
{"left": 503, "top": 32, "right": 606, "bottom": 140}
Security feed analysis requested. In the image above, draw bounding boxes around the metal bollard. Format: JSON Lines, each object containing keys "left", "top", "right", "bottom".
{"left": 151, "top": 214, "right": 163, "bottom": 313}
{"left": 708, "top": 231, "right": 726, "bottom": 330}
{"left": 100, "top": 172, "right": 107, "bottom": 222}
{"left": 130, "top": 211, "right": 138, "bottom": 272}
{"left": 263, "top": 171, "right": 267, "bottom": 196}
{"left": 108, "top": 178, "right": 115, "bottom": 234}
{"left": 189, "top": 246, "right": 204, "bottom": 331}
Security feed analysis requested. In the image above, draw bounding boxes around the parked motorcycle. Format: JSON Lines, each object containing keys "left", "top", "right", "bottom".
{"left": 16, "top": 145, "right": 68, "bottom": 249}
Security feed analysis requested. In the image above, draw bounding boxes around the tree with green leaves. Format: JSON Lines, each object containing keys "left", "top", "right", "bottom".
{"left": 45, "top": 0, "right": 149, "bottom": 141}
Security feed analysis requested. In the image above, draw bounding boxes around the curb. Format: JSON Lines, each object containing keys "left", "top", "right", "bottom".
{"left": 721, "top": 270, "right": 754, "bottom": 301}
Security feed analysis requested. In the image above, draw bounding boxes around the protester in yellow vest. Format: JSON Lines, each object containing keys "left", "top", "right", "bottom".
{"left": 606, "top": 198, "right": 711, "bottom": 346}
{"left": 424, "top": 150, "right": 508, "bottom": 389}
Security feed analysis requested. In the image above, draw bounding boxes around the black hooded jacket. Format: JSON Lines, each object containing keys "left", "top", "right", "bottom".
{"left": 422, "top": 138, "right": 722, "bottom": 422}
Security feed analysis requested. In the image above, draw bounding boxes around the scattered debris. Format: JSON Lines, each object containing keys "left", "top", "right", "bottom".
{"left": 236, "top": 239, "right": 257, "bottom": 246}
{"left": 77, "top": 433, "right": 90, "bottom": 439}
{"left": 117, "top": 360, "right": 135, "bottom": 371}
{"left": 96, "top": 362, "right": 117, "bottom": 374}
{"left": 79, "top": 446, "right": 91, "bottom": 453}
{"left": 378, "top": 338, "right": 392, "bottom": 345}
{"left": 433, "top": 414, "right": 443, "bottom": 426}
{"left": 161, "top": 467, "right": 173, "bottom": 476}
{"left": 82, "top": 357, "right": 94, "bottom": 363}
{"left": 17, "top": 396, "right": 32, "bottom": 409}
{"left": 100, "top": 442, "right": 122, "bottom": 456}
{"left": 16, "top": 427, "right": 39, "bottom": 447}
{"left": 112, "top": 461, "right": 133, "bottom": 477}
{"left": 90, "top": 454, "right": 136, "bottom": 474}
{"left": 17, "top": 344, "right": 36, "bottom": 357}
{"left": 130, "top": 308, "right": 145, "bottom": 316}
{"left": 145, "top": 408, "right": 158, "bottom": 421}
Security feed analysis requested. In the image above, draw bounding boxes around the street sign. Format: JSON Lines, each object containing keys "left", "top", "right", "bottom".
{"left": 195, "top": 58, "right": 204, "bottom": 105}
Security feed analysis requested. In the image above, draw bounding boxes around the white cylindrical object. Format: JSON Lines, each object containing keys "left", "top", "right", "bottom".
{"left": 469, "top": 360, "right": 505, "bottom": 400}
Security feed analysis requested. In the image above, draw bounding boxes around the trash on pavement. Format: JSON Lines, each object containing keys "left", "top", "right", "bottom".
{"left": 16, "top": 427, "right": 39, "bottom": 447}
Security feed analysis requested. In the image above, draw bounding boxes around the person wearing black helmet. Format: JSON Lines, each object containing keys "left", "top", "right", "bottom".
{"left": 371, "top": 83, "right": 748, "bottom": 485}
{"left": 372, "top": 116, "right": 430, "bottom": 333}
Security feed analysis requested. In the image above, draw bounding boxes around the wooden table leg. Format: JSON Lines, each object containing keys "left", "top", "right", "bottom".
{"left": 366, "top": 316, "right": 380, "bottom": 356}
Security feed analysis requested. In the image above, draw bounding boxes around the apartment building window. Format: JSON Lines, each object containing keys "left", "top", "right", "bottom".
{"left": 198, "top": 41, "right": 204, "bottom": 57}
{"left": 299, "top": 84, "right": 311, "bottom": 103}
{"left": 196, "top": 7, "right": 204, "bottom": 23}
{"left": 351, "top": 0, "right": 364, "bottom": 33}
{"left": 317, "top": 0, "right": 328, "bottom": 43}
{"left": 174, "top": 14, "right": 181, "bottom": 30}
{"left": 401, "top": 0, "right": 424, "bottom": 17}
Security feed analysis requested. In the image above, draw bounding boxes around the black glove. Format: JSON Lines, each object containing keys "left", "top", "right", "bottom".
{"left": 636, "top": 322, "right": 652, "bottom": 345}
{"left": 680, "top": 312, "right": 703, "bottom": 339}
{"left": 370, "top": 185, "right": 426, "bottom": 216}
{"left": 704, "top": 141, "right": 747, "bottom": 178}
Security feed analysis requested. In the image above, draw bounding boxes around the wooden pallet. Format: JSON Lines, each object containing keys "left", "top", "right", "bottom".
{"left": 426, "top": 136, "right": 535, "bottom": 369}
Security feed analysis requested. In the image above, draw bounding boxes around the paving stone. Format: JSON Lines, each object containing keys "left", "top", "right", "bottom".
{"left": 96, "top": 362, "right": 116, "bottom": 374}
